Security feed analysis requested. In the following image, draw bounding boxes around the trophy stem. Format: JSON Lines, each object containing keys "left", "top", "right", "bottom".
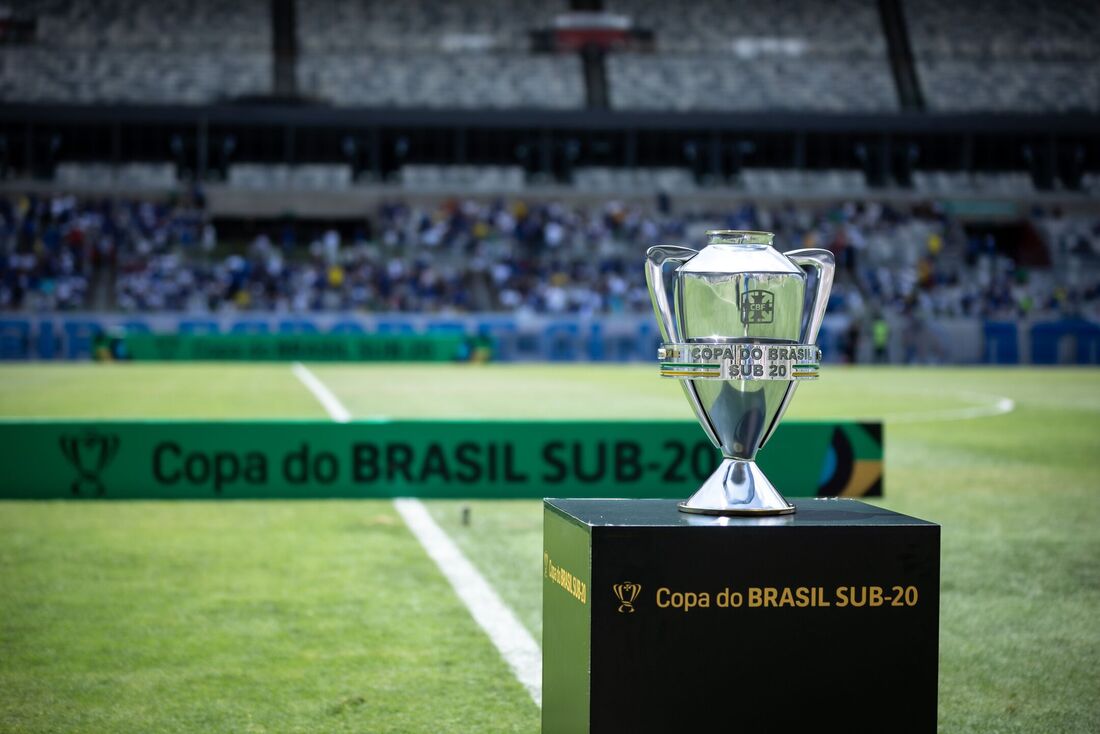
{"left": 678, "top": 458, "right": 795, "bottom": 516}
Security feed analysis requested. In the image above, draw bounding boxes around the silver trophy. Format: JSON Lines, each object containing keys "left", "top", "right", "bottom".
{"left": 646, "top": 230, "right": 834, "bottom": 515}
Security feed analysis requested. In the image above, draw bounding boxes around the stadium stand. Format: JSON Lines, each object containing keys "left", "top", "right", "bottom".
{"left": 40, "top": 162, "right": 1049, "bottom": 199}
{"left": 54, "top": 163, "right": 178, "bottom": 191}
{"left": 2, "top": 0, "right": 1096, "bottom": 197}
{"left": 606, "top": 55, "right": 896, "bottom": 112}
{"left": 910, "top": 172, "right": 1037, "bottom": 197}
{"left": 295, "top": 0, "right": 558, "bottom": 53}
{"left": 3, "top": 192, "right": 1098, "bottom": 324}
{"left": 739, "top": 170, "right": 869, "bottom": 196}
{"left": 605, "top": 0, "right": 896, "bottom": 111}
{"left": 294, "top": 0, "right": 584, "bottom": 108}
{"left": 0, "top": 0, "right": 271, "bottom": 103}
{"left": 296, "top": 53, "right": 584, "bottom": 109}
{"left": 571, "top": 167, "right": 696, "bottom": 194}
{"left": 0, "top": 0, "right": 588, "bottom": 109}
{"left": 227, "top": 164, "right": 354, "bottom": 191}
{"left": 17, "top": 0, "right": 269, "bottom": 50}
{"left": 0, "top": 1, "right": 1097, "bottom": 370}
{"left": 399, "top": 165, "right": 526, "bottom": 192}
{"left": 906, "top": 0, "right": 1100, "bottom": 112}
{"left": 4, "top": 0, "right": 1098, "bottom": 115}
{"left": 0, "top": 48, "right": 271, "bottom": 104}
{"left": 915, "top": 61, "right": 1100, "bottom": 113}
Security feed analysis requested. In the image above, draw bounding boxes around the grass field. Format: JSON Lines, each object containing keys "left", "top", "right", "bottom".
{"left": 1, "top": 363, "right": 1098, "bottom": 732}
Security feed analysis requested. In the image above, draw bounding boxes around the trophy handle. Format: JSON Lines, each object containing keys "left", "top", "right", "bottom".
{"left": 786, "top": 249, "right": 835, "bottom": 344}
{"left": 645, "top": 245, "right": 723, "bottom": 450}
{"left": 758, "top": 248, "right": 835, "bottom": 450}
{"left": 645, "top": 245, "right": 697, "bottom": 343}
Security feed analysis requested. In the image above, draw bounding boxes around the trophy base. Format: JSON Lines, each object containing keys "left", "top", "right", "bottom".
{"left": 678, "top": 458, "right": 795, "bottom": 516}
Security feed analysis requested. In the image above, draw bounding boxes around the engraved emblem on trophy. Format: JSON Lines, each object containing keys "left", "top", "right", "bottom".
{"left": 646, "top": 230, "right": 835, "bottom": 515}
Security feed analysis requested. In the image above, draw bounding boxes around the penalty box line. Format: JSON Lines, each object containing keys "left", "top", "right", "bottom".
{"left": 290, "top": 362, "right": 542, "bottom": 707}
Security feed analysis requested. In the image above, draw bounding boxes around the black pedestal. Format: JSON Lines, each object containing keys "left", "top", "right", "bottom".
{"left": 542, "top": 498, "right": 939, "bottom": 734}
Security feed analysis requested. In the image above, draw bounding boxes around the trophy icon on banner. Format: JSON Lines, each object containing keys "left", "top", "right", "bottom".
{"left": 646, "top": 230, "right": 835, "bottom": 515}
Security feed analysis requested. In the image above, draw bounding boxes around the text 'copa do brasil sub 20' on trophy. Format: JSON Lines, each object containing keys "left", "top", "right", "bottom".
{"left": 646, "top": 230, "right": 835, "bottom": 516}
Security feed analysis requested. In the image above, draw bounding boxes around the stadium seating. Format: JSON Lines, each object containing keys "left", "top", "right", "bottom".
{"left": 295, "top": 0, "right": 560, "bottom": 53}
{"left": 571, "top": 167, "right": 696, "bottom": 193}
{"left": 293, "top": 0, "right": 583, "bottom": 109}
{"left": 605, "top": 0, "right": 896, "bottom": 112}
{"left": 227, "top": 164, "right": 353, "bottom": 191}
{"left": 399, "top": 165, "right": 526, "bottom": 191}
{"left": 0, "top": 48, "right": 270, "bottom": 104}
{"left": 23, "top": 0, "right": 269, "bottom": 50}
{"left": 917, "top": 60, "right": 1099, "bottom": 114}
{"left": 0, "top": 0, "right": 271, "bottom": 103}
{"left": 296, "top": 53, "right": 584, "bottom": 109}
{"left": 905, "top": 0, "right": 1100, "bottom": 112}
{"left": 905, "top": 0, "right": 1098, "bottom": 62}
{"left": 739, "top": 169, "right": 868, "bottom": 196}
{"left": 607, "top": 0, "right": 885, "bottom": 56}
{"left": 1084, "top": 174, "right": 1100, "bottom": 197}
{"left": 607, "top": 55, "right": 895, "bottom": 112}
{"left": 1, "top": 0, "right": 584, "bottom": 108}
{"left": 7, "top": 0, "right": 1097, "bottom": 115}
{"left": 54, "top": 163, "right": 178, "bottom": 189}
{"left": 911, "top": 171, "right": 1036, "bottom": 196}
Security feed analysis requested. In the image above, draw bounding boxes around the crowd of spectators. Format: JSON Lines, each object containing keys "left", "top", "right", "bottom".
{"left": 2, "top": 191, "right": 1099, "bottom": 324}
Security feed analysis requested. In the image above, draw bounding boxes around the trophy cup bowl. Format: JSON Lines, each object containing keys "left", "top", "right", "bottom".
{"left": 646, "top": 230, "right": 834, "bottom": 515}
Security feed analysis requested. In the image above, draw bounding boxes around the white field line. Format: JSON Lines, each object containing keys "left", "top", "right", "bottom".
{"left": 290, "top": 362, "right": 542, "bottom": 707}
{"left": 394, "top": 498, "right": 542, "bottom": 707}
{"left": 883, "top": 391, "right": 1015, "bottom": 424}
{"left": 291, "top": 362, "right": 351, "bottom": 422}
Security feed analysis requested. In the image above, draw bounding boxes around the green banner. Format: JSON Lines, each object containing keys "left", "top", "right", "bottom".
{"left": 121, "top": 333, "right": 481, "bottom": 362}
{"left": 0, "top": 420, "right": 882, "bottom": 500}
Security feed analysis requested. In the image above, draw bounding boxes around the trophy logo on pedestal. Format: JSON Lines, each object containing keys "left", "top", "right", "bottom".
{"left": 612, "top": 582, "right": 642, "bottom": 613}
{"left": 646, "top": 230, "right": 835, "bottom": 515}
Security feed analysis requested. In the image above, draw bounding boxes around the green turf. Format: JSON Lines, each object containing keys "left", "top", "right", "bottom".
{"left": 0, "top": 364, "right": 327, "bottom": 419}
{"left": 307, "top": 363, "right": 982, "bottom": 420}
{"left": 0, "top": 501, "right": 538, "bottom": 733}
{"left": 1, "top": 363, "right": 1099, "bottom": 733}
{"left": 426, "top": 500, "right": 544, "bottom": 641}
